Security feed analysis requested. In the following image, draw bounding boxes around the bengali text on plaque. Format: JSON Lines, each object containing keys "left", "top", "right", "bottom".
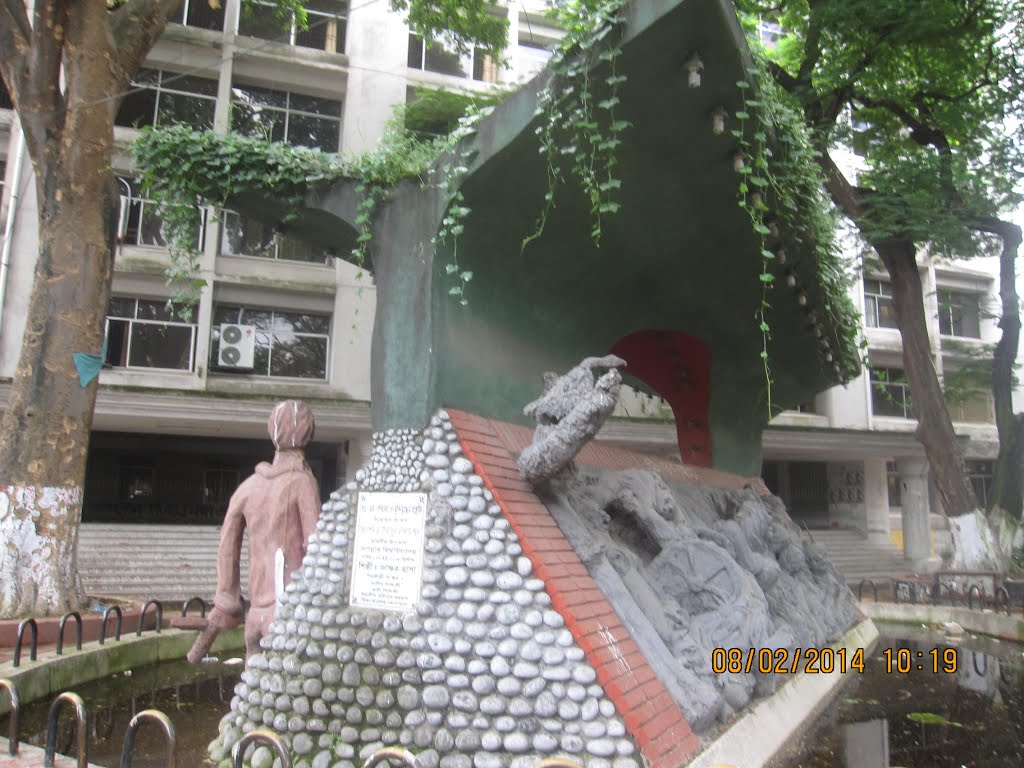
{"left": 349, "top": 492, "right": 428, "bottom": 612}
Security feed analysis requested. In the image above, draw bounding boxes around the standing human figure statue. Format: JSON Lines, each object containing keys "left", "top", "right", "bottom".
{"left": 187, "top": 400, "right": 321, "bottom": 660}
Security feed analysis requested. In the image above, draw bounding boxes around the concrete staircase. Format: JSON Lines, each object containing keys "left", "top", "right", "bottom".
{"left": 806, "top": 528, "right": 909, "bottom": 584}
{"left": 78, "top": 523, "right": 248, "bottom": 603}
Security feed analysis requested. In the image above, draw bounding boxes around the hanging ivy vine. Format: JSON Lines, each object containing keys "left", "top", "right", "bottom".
{"left": 522, "top": 0, "right": 631, "bottom": 253}
{"left": 731, "top": 55, "right": 861, "bottom": 412}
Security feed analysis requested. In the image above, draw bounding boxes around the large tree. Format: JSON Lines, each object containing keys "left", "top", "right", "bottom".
{"left": 0, "top": 0, "right": 510, "bottom": 618}
{"left": 737, "top": 0, "right": 1024, "bottom": 567}
{"left": 0, "top": 0, "right": 311, "bottom": 618}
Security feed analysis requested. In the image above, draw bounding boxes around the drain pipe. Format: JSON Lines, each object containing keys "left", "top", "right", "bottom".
{"left": 0, "top": 130, "right": 27, "bottom": 341}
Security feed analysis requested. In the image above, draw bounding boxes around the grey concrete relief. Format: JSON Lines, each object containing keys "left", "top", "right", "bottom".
{"left": 541, "top": 467, "right": 860, "bottom": 732}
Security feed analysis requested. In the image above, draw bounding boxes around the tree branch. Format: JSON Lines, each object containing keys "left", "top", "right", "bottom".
{"left": 815, "top": 149, "right": 868, "bottom": 221}
{"left": 17, "top": 1, "right": 68, "bottom": 160}
{"left": 109, "top": 0, "right": 182, "bottom": 85}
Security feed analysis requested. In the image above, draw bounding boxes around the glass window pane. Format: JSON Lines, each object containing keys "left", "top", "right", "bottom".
{"left": 184, "top": 0, "right": 225, "bottom": 30}
{"left": 105, "top": 318, "right": 130, "bottom": 366}
{"left": 116, "top": 89, "right": 157, "bottom": 128}
{"left": 238, "top": 1, "right": 285, "bottom": 40}
{"left": 156, "top": 92, "right": 215, "bottom": 129}
{"left": 108, "top": 298, "right": 136, "bottom": 318}
{"left": 408, "top": 34, "right": 424, "bottom": 68}
{"left": 138, "top": 201, "right": 168, "bottom": 247}
{"left": 254, "top": 330, "right": 272, "bottom": 374}
{"left": 876, "top": 297, "right": 897, "bottom": 328}
{"left": 275, "top": 311, "right": 330, "bottom": 334}
{"left": 275, "top": 235, "right": 331, "bottom": 264}
{"left": 286, "top": 113, "right": 339, "bottom": 151}
{"left": 232, "top": 84, "right": 288, "bottom": 109}
{"left": 287, "top": 92, "right": 341, "bottom": 116}
{"left": 128, "top": 324, "right": 194, "bottom": 369}
{"left": 221, "top": 212, "right": 275, "bottom": 258}
{"left": 270, "top": 333, "right": 328, "bottom": 378}
{"left": 170, "top": 73, "right": 219, "bottom": 98}
{"left": 424, "top": 41, "right": 470, "bottom": 78}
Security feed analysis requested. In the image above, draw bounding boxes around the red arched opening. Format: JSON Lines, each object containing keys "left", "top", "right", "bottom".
{"left": 609, "top": 330, "right": 712, "bottom": 467}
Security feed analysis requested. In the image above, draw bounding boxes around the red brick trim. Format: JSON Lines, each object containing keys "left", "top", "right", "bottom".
{"left": 448, "top": 410, "right": 700, "bottom": 768}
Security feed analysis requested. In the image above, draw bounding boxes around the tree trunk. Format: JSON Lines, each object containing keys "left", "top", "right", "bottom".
{"left": 876, "top": 240, "right": 1006, "bottom": 569}
{"left": 989, "top": 224, "right": 1023, "bottom": 521}
{"left": 0, "top": 10, "right": 120, "bottom": 618}
{"left": 878, "top": 240, "right": 978, "bottom": 515}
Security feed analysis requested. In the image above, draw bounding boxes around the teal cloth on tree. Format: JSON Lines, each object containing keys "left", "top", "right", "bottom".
{"left": 72, "top": 338, "right": 108, "bottom": 387}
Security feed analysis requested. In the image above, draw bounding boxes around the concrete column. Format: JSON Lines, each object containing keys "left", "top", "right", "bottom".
{"left": 340, "top": 0, "right": 409, "bottom": 154}
{"left": 898, "top": 458, "right": 932, "bottom": 569}
{"left": 349, "top": 431, "right": 375, "bottom": 472}
{"left": 863, "top": 458, "right": 890, "bottom": 546}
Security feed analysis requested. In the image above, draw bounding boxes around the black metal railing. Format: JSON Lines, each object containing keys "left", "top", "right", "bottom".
{"left": 100, "top": 605, "right": 124, "bottom": 644}
{"left": 120, "top": 709, "right": 176, "bottom": 768}
{"left": 14, "top": 618, "right": 38, "bottom": 667}
{"left": 993, "top": 585, "right": 1011, "bottom": 616}
{"left": 932, "top": 582, "right": 958, "bottom": 607}
{"left": 967, "top": 584, "right": 985, "bottom": 610}
{"left": 232, "top": 728, "right": 292, "bottom": 768}
{"left": 857, "top": 579, "right": 878, "bottom": 602}
{"left": 57, "top": 611, "right": 84, "bottom": 655}
{"left": 0, "top": 678, "right": 20, "bottom": 756}
{"left": 44, "top": 692, "right": 88, "bottom": 768}
{"left": 181, "top": 596, "right": 208, "bottom": 618}
{"left": 138, "top": 599, "right": 164, "bottom": 636}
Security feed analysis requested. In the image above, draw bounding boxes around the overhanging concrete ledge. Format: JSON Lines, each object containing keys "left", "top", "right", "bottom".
{"left": 686, "top": 618, "right": 879, "bottom": 768}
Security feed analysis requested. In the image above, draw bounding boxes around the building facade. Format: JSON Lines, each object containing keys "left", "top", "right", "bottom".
{"left": 0, "top": 2, "right": 1021, "bottom": 566}
{"left": 0, "top": 0, "right": 559, "bottom": 524}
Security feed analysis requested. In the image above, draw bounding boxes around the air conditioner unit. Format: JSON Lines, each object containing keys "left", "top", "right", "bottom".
{"left": 218, "top": 324, "right": 256, "bottom": 369}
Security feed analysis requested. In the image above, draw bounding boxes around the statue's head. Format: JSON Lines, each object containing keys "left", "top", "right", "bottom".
{"left": 268, "top": 400, "right": 315, "bottom": 450}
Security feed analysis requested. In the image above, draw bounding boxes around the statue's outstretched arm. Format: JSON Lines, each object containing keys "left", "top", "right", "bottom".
{"left": 210, "top": 492, "right": 246, "bottom": 629}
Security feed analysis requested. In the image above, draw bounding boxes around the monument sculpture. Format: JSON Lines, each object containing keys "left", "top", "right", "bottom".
{"left": 517, "top": 355, "right": 625, "bottom": 485}
{"left": 188, "top": 400, "right": 321, "bottom": 661}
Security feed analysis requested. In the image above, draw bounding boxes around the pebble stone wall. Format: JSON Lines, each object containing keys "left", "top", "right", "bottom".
{"left": 211, "top": 410, "right": 641, "bottom": 768}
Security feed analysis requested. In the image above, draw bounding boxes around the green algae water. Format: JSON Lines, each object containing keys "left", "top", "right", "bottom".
{"left": 1, "top": 656, "right": 242, "bottom": 767}
{"left": 4, "top": 626, "right": 1022, "bottom": 767}
{"left": 771, "top": 626, "right": 1024, "bottom": 768}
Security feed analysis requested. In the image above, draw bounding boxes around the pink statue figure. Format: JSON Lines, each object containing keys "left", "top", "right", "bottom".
{"left": 186, "top": 400, "right": 321, "bottom": 661}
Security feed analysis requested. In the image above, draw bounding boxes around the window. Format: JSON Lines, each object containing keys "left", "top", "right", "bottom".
{"left": 408, "top": 34, "right": 497, "bottom": 82}
{"left": 937, "top": 289, "right": 981, "bottom": 338}
{"left": 863, "top": 278, "right": 897, "bottom": 329}
{"left": 871, "top": 367, "right": 914, "bottom": 419}
{"left": 116, "top": 69, "right": 218, "bottom": 130}
{"left": 239, "top": 1, "right": 347, "bottom": 53}
{"left": 169, "top": 0, "right": 225, "bottom": 30}
{"left": 886, "top": 461, "right": 901, "bottom": 507}
{"left": 119, "top": 466, "right": 154, "bottom": 501}
{"left": 117, "top": 178, "right": 207, "bottom": 249}
{"left": 945, "top": 387, "right": 994, "bottom": 424}
{"left": 220, "top": 210, "right": 333, "bottom": 264}
{"left": 212, "top": 305, "right": 330, "bottom": 379}
{"left": 203, "top": 468, "right": 240, "bottom": 505}
{"left": 231, "top": 83, "right": 342, "bottom": 152}
{"left": 105, "top": 298, "right": 198, "bottom": 372}
{"left": 967, "top": 460, "right": 994, "bottom": 510}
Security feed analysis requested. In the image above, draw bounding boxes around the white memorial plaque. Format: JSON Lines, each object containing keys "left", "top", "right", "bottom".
{"left": 349, "top": 492, "right": 428, "bottom": 612}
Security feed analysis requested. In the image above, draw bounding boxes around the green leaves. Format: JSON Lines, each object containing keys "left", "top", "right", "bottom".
{"left": 523, "top": 0, "right": 630, "bottom": 252}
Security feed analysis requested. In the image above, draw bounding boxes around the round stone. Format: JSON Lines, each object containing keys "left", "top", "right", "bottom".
{"left": 589, "top": 739, "right": 616, "bottom": 757}
{"left": 423, "top": 686, "right": 450, "bottom": 709}
{"left": 573, "top": 666, "right": 598, "bottom": 685}
{"left": 471, "top": 675, "right": 495, "bottom": 695}
{"left": 503, "top": 733, "right": 529, "bottom": 753}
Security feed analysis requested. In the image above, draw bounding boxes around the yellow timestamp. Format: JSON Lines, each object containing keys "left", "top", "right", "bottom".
{"left": 882, "top": 647, "right": 958, "bottom": 674}
{"left": 711, "top": 647, "right": 866, "bottom": 674}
